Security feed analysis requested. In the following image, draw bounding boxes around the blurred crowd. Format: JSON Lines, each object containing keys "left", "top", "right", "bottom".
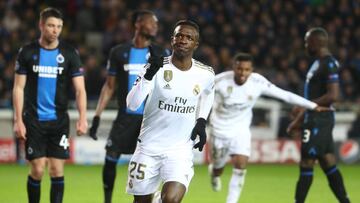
{"left": 1, "top": 0, "right": 360, "bottom": 108}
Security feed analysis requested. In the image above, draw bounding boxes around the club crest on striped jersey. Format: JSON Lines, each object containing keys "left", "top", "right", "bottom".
{"left": 56, "top": 53, "right": 65, "bottom": 63}
{"left": 164, "top": 70, "right": 173, "bottom": 82}
{"left": 193, "top": 84, "right": 200, "bottom": 95}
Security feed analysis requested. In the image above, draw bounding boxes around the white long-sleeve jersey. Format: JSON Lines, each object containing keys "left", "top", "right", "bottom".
{"left": 209, "top": 71, "right": 317, "bottom": 139}
{"left": 127, "top": 56, "right": 215, "bottom": 155}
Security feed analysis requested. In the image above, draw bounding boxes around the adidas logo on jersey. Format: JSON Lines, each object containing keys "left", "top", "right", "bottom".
{"left": 163, "top": 83, "right": 171, "bottom": 89}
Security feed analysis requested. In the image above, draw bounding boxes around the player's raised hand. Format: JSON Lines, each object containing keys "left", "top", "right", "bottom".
{"left": 191, "top": 118, "right": 207, "bottom": 151}
{"left": 14, "top": 120, "right": 26, "bottom": 140}
{"left": 144, "top": 45, "right": 164, "bottom": 80}
{"left": 89, "top": 116, "right": 100, "bottom": 140}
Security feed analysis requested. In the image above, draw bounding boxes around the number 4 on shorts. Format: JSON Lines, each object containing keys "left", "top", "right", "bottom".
{"left": 59, "top": 134, "right": 69, "bottom": 150}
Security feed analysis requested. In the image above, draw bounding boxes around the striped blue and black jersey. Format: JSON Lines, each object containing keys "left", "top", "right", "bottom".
{"left": 304, "top": 55, "right": 340, "bottom": 102}
{"left": 106, "top": 42, "right": 170, "bottom": 115}
{"left": 15, "top": 41, "right": 83, "bottom": 121}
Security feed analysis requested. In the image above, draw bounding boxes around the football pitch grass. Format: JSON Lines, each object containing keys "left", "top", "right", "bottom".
{"left": 0, "top": 164, "right": 359, "bottom": 203}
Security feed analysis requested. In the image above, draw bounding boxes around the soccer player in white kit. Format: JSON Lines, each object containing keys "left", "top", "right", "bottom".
{"left": 126, "top": 20, "right": 215, "bottom": 203}
{"left": 208, "top": 53, "right": 329, "bottom": 203}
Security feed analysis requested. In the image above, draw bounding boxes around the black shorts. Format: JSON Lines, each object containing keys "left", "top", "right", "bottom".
{"left": 105, "top": 113, "right": 142, "bottom": 154}
{"left": 301, "top": 111, "right": 335, "bottom": 159}
{"left": 24, "top": 114, "right": 70, "bottom": 160}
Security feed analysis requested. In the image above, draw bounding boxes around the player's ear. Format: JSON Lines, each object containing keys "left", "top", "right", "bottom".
{"left": 38, "top": 20, "right": 43, "bottom": 32}
{"left": 194, "top": 32, "right": 200, "bottom": 50}
{"left": 194, "top": 41, "right": 199, "bottom": 50}
{"left": 170, "top": 35, "right": 175, "bottom": 47}
{"left": 134, "top": 21, "right": 141, "bottom": 30}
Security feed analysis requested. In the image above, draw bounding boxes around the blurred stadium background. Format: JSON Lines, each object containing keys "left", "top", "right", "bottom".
{"left": 0, "top": 0, "right": 360, "bottom": 202}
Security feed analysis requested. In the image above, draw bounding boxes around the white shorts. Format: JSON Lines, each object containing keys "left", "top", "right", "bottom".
{"left": 126, "top": 148, "right": 194, "bottom": 195}
{"left": 210, "top": 131, "right": 251, "bottom": 169}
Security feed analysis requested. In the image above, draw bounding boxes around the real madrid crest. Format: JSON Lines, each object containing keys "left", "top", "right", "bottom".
{"left": 163, "top": 70, "right": 173, "bottom": 89}
{"left": 193, "top": 84, "right": 200, "bottom": 95}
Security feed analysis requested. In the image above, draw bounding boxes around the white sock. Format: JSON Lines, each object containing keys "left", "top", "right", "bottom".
{"left": 226, "top": 168, "right": 246, "bottom": 203}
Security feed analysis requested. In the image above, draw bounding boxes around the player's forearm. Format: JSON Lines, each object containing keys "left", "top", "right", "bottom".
{"left": 198, "top": 90, "right": 215, "bottom": 119}
{"left": 12, "top": 74, "right": 26, "bottom": 122}
{"left": 75, "top": 88, "right": 87, "bottom": 121}
{"left": 94, "top": 84, "right": 114, "bottom": 116}
{"left": 268, "top": 86, "right": 317, "bottom": 109}
{"left": 12, "top": 86, "right": 24, "bottom": 122}
{"left": 126, "top": 78, "right": 152, "bottom": 111}
{"left": 284, "top": 92, "right": 317, "bottom": 109}
{"left": 293, "top": 109, "right": 305, "bottom": 123}
{"left": 72, "top": 76, "right": 87, "bottom": 121}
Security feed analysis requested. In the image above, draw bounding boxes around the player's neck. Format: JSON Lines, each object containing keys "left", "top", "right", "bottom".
{"left": 234, "top": 77, "right": 246, "bottom": 85}
{"left": 171, "top": 55, "right": 192, "bottom": 71}
{"left": 38, "top": 37, "right": 59, "bottom": 49}
{"left": 132, "top": 34, "right": 151, "bottom": 48}
{"left": 317, "top": 48, "right": 331, "bottom": 58}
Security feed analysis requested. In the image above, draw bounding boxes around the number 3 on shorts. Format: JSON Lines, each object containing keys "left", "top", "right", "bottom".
{"left": 59, "top": 134, "right": 69, "bottom": 150}
{"left": 302, "top": 129, "right": 311, "bottom": 143}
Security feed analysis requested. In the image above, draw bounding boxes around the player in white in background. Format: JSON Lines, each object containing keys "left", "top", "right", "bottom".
{"left": 207, "top": 53, "right": 330, "bottom": 203}
{"left": 126, "top": 20, "right": 215, "bottom": 203}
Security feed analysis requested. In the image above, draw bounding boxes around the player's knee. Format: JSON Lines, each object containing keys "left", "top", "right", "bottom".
{"left": 30, "top": 165, "right": 45, "bottom": 179}
{"left": 105, "top": 151, "right": 120, "bottom": 162}
{"left": 233, "top": 159, "right": 247, "bottom": 169}
{"left": 235, "top": 162, "right": 247, "bottom": 169}
{"left": 134, "top": 195, "right": 152, "bottom": 203}
{"left": 48, "top": 165, "right": 64, "bottom": 177}
{"left": 213, "top": 167, "right": 224, "bottom": 176}
{"left": 318, "top": 154, "right": 337, "bottom": 169}
{"left": 300, "top": 159, "right": 315, "bottom": 168}
{"left": 161, "top": 192, "right": 183, "bottom": 203}
{"left": 231, "top": 155, "right": 248, "bottom": 169}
